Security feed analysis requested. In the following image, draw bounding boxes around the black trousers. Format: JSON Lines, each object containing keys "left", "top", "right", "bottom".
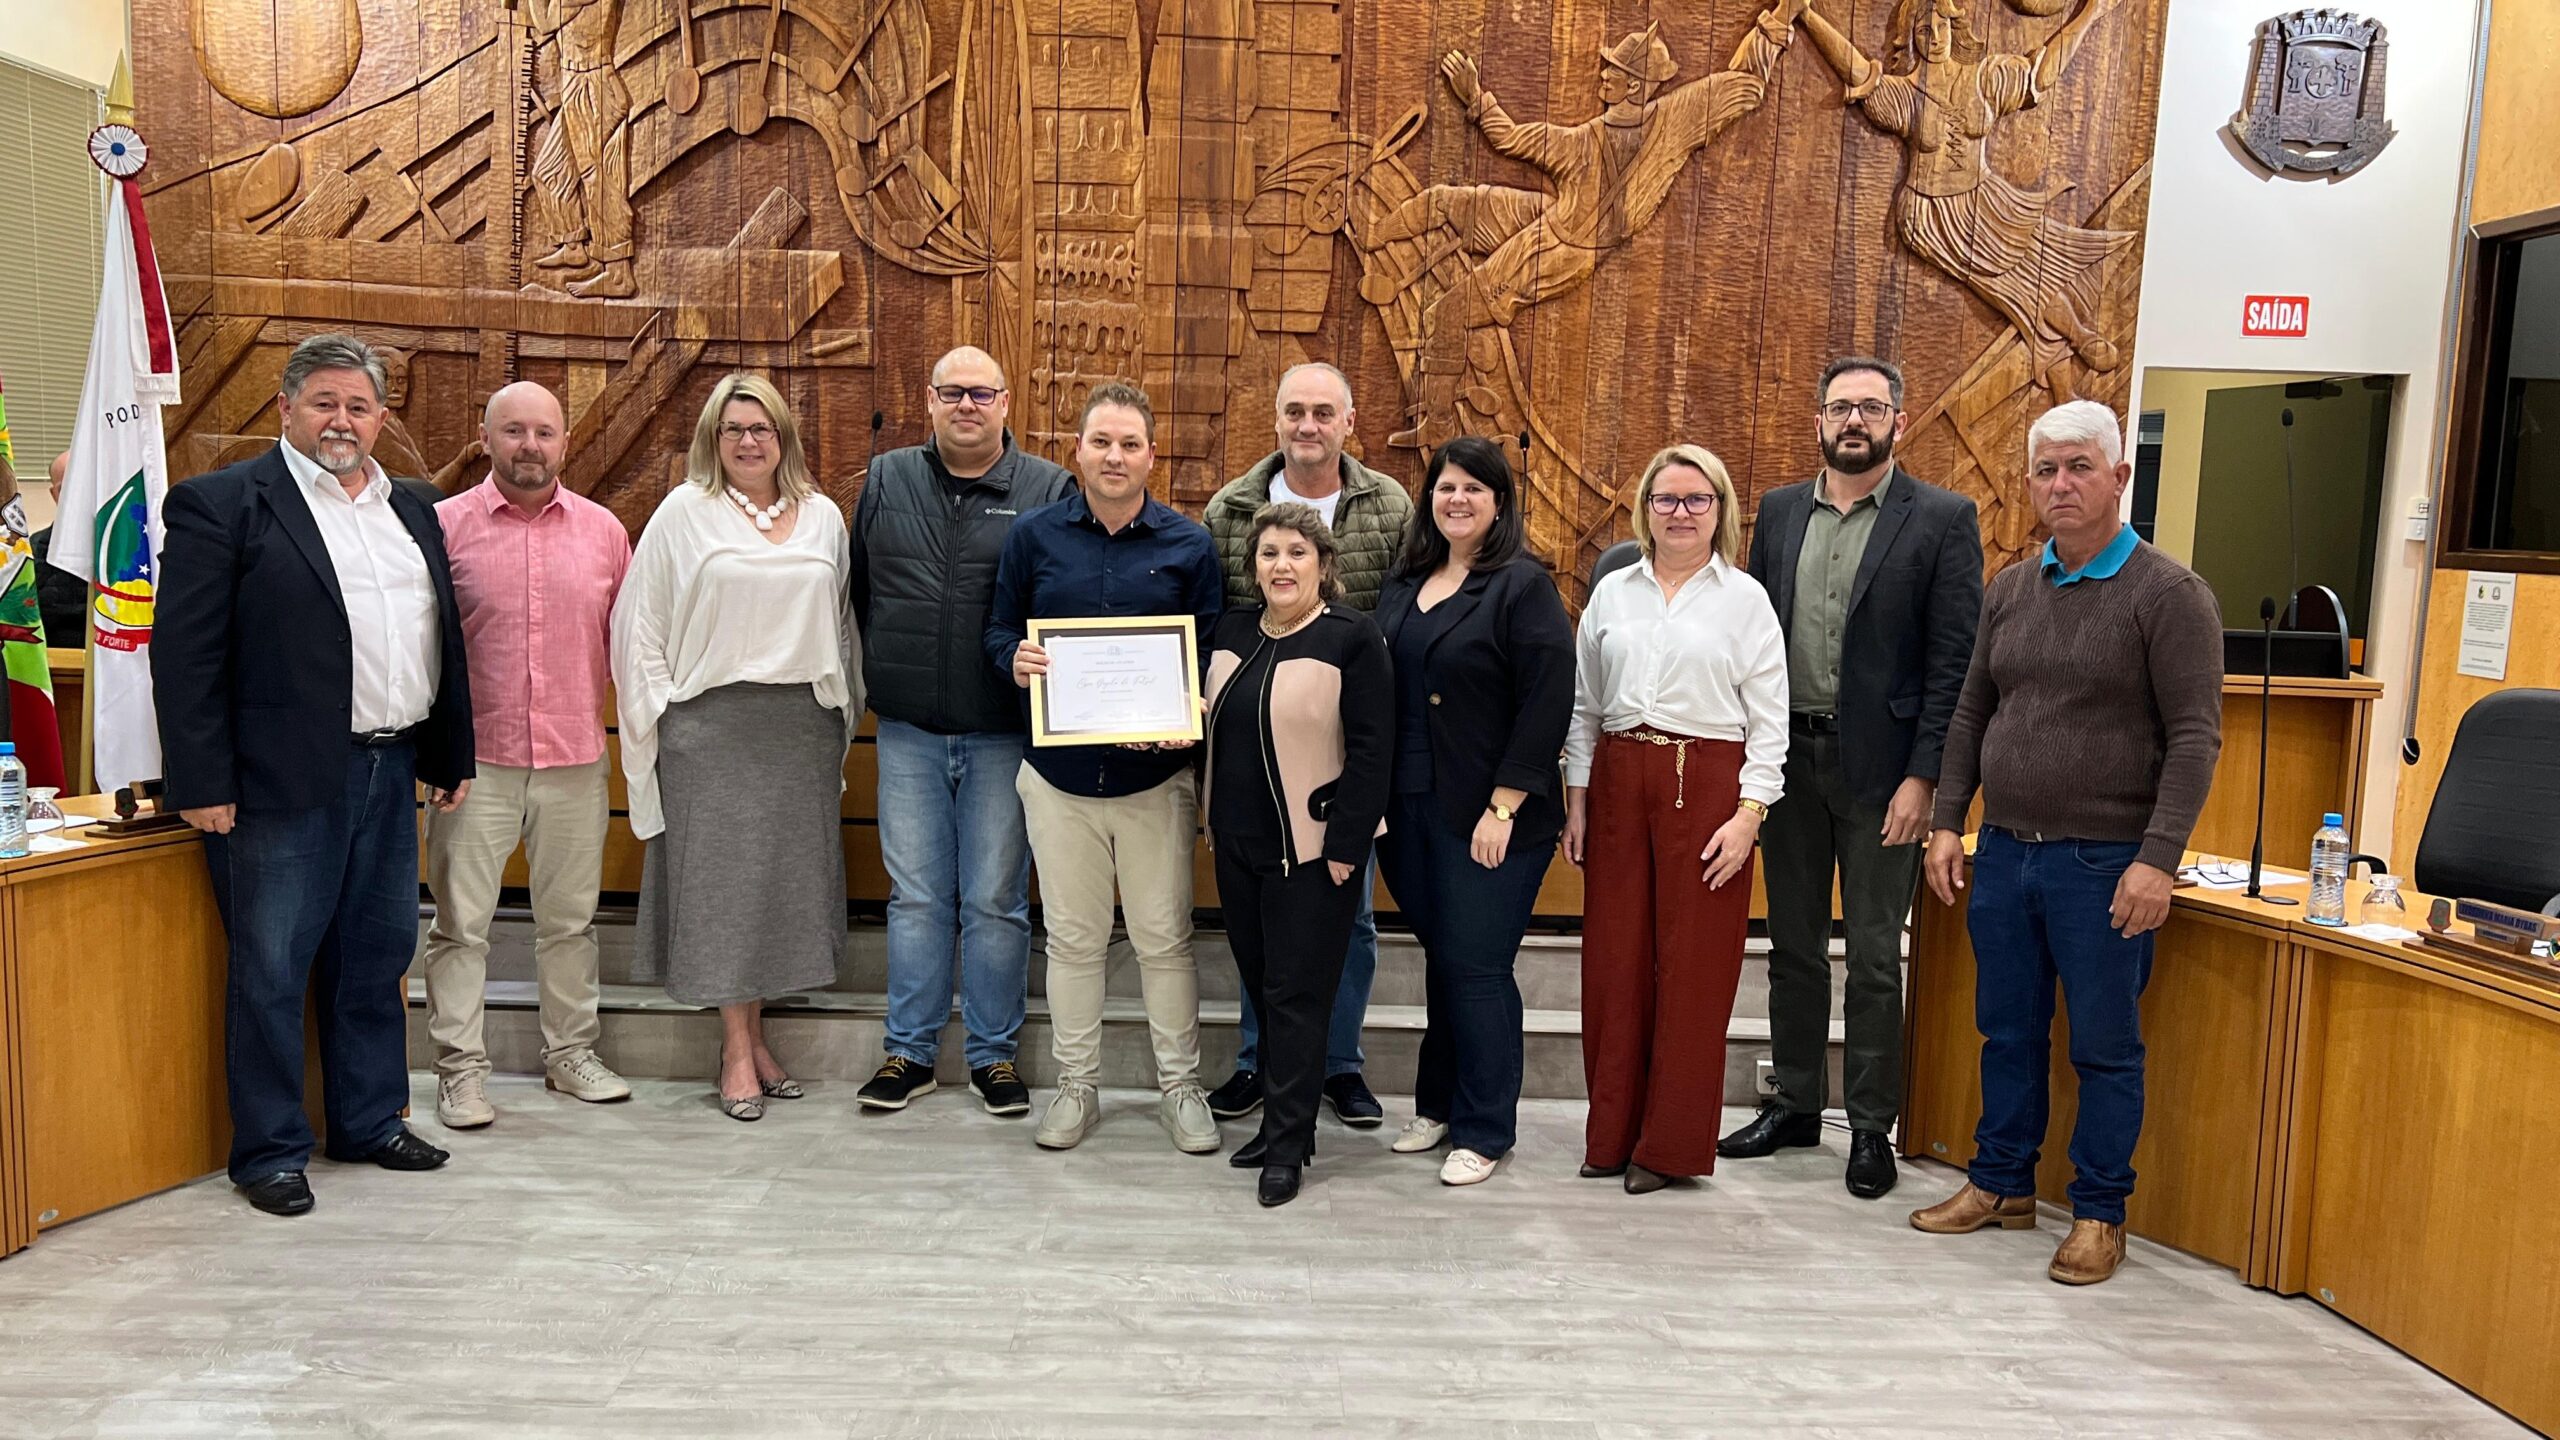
{"left": 1214, "top": 836, "right": 1366, "bottom": 1165}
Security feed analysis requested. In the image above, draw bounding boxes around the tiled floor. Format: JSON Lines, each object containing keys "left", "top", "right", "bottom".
{"left": 0, "top": 1077, "right": 2526, "bottom": 1439}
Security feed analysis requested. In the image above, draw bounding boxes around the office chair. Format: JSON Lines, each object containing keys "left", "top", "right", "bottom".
{"left": 1589, "top": 539, "right": 1642, "bottom": 590}
{"left": 2412, "top": 688, "right": 2560, "bottom": 914}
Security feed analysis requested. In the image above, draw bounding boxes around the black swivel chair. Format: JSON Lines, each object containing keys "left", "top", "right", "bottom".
{"left": 2412, "top": 689, "right": 2560, "bottom": 915}
{"left": 1588, "top": 539, "right": 1643, "bottom": 590}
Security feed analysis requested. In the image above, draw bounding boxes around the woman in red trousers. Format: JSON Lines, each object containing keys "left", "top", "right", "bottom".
{"left": 1563, "top": 443, "right": 1789, "bottom": 1194}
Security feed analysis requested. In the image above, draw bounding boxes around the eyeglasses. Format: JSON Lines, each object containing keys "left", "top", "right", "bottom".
{"left": 1820, "top": 400, "right": 1897, "bottom": 424}
{"left": 932, "top": 385, "right": 1007, "bottom": 407}
{"left": 1646, "top": 493, "right": 1718, "bottom": 516}
{"left": 719, "top": 423, "right": 777, "bottom": 443}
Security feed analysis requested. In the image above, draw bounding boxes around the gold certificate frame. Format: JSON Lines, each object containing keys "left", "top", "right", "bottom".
{"left": 1026, "top": 615, "right": 1204, "bottom": 748}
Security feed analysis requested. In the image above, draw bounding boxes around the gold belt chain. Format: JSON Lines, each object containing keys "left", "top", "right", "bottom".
{"left": 1610, "top": 728, "right": 1699, "bottom": 809}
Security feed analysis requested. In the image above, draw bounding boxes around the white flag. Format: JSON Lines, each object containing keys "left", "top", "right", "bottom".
{"left": 46, "top": 170, "right": 181, "bottom": 793}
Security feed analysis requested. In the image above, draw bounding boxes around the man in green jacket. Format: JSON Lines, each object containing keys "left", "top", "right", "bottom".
{"left": 1200, "top": 361, "right": 1415, "bottom": 1128}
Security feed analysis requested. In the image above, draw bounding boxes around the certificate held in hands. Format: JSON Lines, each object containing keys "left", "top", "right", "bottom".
{"left": 1027, "top": 616, "right": 1203, "bottom": 748}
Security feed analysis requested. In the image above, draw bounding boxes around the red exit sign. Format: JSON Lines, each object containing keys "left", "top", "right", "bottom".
{"left": 2243, "top": 295, "right": 2310, "bottom": 337}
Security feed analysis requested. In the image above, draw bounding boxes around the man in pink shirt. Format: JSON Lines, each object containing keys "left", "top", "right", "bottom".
{"left": 424, "top": 381, "right": 633, "bottom": 1126}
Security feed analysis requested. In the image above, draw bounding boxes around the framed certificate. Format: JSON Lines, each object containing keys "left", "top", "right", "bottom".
{"left": 1027, "top": 615, "right": 1204, "bottom": 748}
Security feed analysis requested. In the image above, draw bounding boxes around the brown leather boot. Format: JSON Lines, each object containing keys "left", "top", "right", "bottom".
{"left": 1908, "top": 1182, "right": 2038, "bottom": 1234}
{"left": 2048, "top": 1219, "right": 2127, "bottom": 1285}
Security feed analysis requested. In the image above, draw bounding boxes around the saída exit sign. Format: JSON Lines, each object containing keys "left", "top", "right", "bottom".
{"left": 2243, "top": 295, "right": 2310, "bottom": 338}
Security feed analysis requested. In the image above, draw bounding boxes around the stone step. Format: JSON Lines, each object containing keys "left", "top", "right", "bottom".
{"left": 433, "top": 909, "right": 1900, "bottom": 1021}
{"left": 405, "top": 979, "right": 1851, "bottom": 1105}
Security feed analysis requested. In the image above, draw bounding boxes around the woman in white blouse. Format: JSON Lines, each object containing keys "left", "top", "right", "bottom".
{"left": 1562, "top": 443, "right": 1787, "bottom": 1194}
{"left": 612, "top": 373, "right": 862, "bottom": 1121}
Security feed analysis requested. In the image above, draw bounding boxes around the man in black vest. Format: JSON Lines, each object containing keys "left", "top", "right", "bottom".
{"left": 153, "top": 333, "right": 476, "bottom": 1216}
{"left": 1719, "top": 356, "right": 1982, "bottom": 1197}
{"left": 849, "top": 345, "right": 1075, "bottom": 1118}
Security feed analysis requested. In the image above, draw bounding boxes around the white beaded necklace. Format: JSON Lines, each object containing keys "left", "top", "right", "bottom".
{"left": 725, "top": 485, "right": 790, "bottom": 531}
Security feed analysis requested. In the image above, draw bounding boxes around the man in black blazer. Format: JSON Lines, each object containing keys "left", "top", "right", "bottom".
{"left": 153, "top": 334, "right": 475, "bottom": 1216}
{"left": 1719, "top": 356, "right": 1982, "bottom": 1198}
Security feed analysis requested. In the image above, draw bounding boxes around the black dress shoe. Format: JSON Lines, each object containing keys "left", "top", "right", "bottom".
{"left": 1623, "top": 1162, "right": 1672, "bottom": 1195}
{"left": 332, "top": 1125, "right": 450, "bottom": 1171}
{"left": 1322, "top": 1073, "right": 1384, "bottom": 1128}
{"left": 1578, "top": 1161, "right": 1627, "bottom": 1179}
{"left": 1846, "top": 1129, "right": 1899, "bottom": 1198}
{"left": 1230, "top": 1132, "right": 1315, "bottom": 1169}
{"left": 1717, "top": 1102, "right": 1825, "bottom": 1159}
{"left": 1206, "top": 1070, "right": 1264, "bottom": 1120}
{"left": 1258, "top": 1164, "right": 1302, "bottom": 1207}
{"left": 238, "top": 1171, "right": 314, "bottom": 1216}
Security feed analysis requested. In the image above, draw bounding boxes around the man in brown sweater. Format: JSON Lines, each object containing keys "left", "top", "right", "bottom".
{"left": 1912, "top": 399, "right": 2224, "bottom": 1287}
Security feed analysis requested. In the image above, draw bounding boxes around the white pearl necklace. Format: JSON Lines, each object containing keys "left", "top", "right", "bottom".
{"left": 726, "top": 485, "right": 790, "bottom": 531}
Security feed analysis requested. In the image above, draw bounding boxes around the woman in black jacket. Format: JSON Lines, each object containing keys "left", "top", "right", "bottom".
{"left": 1203, "top": 502, "right": 1394, "bottom": 1207}
{"left": 1374, "top": 438, "right": 1576, "bottom": 1186}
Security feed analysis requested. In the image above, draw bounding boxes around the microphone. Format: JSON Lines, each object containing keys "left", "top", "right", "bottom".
{"left": 863, "top": 409, "right": 884, "bottom": 480}
{"left": 2246, "top": 595, "right": 2298, "bottom": 906}
{"left": 2278, "top": 408, "right": 2301, "bottom": 626}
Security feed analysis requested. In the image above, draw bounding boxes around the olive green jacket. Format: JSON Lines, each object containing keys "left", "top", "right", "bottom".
{"left": 1203, "top": 451, "right": 1415, "bottom": 613}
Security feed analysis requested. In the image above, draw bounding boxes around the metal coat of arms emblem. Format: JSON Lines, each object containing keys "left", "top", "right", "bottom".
{"left": 2233, "top": 9, "right": 2395, "bottom": 177}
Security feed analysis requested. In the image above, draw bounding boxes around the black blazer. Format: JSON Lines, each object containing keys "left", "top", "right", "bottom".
{"left": 1748, "top": 467, "right": 1982, "bottom": 810}
{"left": 153, "top": 447, "right": 475, "bottom": 811}
{"left": 1375, "top": 555, "right": 1576, "bottom": 850}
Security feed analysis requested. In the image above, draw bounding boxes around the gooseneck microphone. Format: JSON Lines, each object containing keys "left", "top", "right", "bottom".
{"left": 2246, "top": 595, "right": 2298, "bottom": 906}
{"left": 2278, "top": 408, "right": 2301, "bottom": 625}
{"left": 864, "top": 409, "right": 885, "bottom": 480}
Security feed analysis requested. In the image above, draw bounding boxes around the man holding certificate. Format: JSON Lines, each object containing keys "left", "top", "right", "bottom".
{"left": 986, "top": 382, "right": 1225, "bottom": 1154}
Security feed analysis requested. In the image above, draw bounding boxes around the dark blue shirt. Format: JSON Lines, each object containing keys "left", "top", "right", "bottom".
{"left": 985, "top": 490, "right": 1225, "bottom": 797}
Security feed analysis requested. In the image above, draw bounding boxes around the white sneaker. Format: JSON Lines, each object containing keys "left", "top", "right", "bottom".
{"left": 1392, "top": 1116, "right": 1450, "bottom": 1153}
{"left": 1161, "top": 1084, "right": 1222, "bottom": 1154}
{"left": 436, "top": 1070, "right": 495, "bottom": 1129}
{"left": 1440, "top": 1148, "right": 1499, "bottom": 1186}
{"left": 1035, "top": 1082, "right": 1101, "bottom": 1150}
{"left": 545, "top": 1050, "right": 632, "bottom": 1103}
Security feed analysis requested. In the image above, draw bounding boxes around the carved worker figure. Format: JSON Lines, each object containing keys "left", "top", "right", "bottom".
{"left": 1376, "top": 3, "right": 1808, "bottom": 450}
{"left": 528, "top": 0, "right": 636, "bottom": 299}
{"left": 1799, "top": 0, "right": 2131, "bottom": 404}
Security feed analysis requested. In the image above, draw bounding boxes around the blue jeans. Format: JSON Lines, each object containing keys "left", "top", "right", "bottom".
{"left": 1965, "top": 828, "right": 2156, "bottom": 1224}
{"left": 1377, "top": 793, "right": 1552, "bottom": 1158}
{"left": 1233, "top": 854, "right": 1374, "bottom": 1077}
{"left": 875, "top": 718, "right": 1033, "bottom": 1069}
{"left": 203, "top": 743, "right": 421, "bottom": 1185}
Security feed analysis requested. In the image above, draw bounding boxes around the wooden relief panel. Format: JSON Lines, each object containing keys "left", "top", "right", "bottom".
{"left": 136, "top": 0, "right": 2172, "bottom": 601}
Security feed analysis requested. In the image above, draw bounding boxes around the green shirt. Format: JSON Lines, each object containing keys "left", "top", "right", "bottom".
{"left": 1787, "top": 469, "right": 1892, "bottom": 714}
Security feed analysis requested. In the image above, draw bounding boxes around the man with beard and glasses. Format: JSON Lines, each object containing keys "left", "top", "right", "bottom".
{"left": 420, "top": 381, "right": 634, "bottom": 1129}
{"left": 155, "top": 333, "right": 477, "bottom": 1216}
{"left": 1717, "top": 356, "right": 1981, "bottom": 1198}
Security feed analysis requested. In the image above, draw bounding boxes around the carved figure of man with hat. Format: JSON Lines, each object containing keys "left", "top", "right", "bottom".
{"left": 527, "top": 0, "right": 637, "bottom": 299}
{"left": 1375, "top": 1, "right": 1809, "bottom": 450}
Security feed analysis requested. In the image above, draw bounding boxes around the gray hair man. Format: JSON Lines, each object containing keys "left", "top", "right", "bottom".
{"left": 1912, "top": 399, "right": 2224, "bottom": 1286}
{"left": 1198, "top": 360, "right": 1415, "bottom": 1127}
{"left": 848, "top": 345, "right": 1074, "bottom": 1118}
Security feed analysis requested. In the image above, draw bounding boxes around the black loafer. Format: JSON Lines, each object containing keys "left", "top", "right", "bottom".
{"left": 238, "top": 1170, "right": 314, "bottom": 1216}
{"left": 1206, "top": 1069, "right": 1264, "bottom": 1120}
{"left": 1258, "top": 1164, "right": 1302, "bottom": 1207}
{"left": 1579, "top": 1161, "right": 1627, "bottom": 1179}
{"left": 1717, "top": 1102, "right": 1824, "bottom": 1158}
{"left": 332, "top": 1125, "right": 450, "bottom": 1171}
{"left": 1322, "top": 1073, "right": 1384, "bottom": 1128}
{"left": 1846, "top": 1129, "right": 1899, "bottom": 1198}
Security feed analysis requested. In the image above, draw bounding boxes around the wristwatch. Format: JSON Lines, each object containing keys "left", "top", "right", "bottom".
{"left": 1488, "top": 802, "right": 1516, "bottom": 822}
{"left": 1738, "top": 798, "right": 1769, "bottom": 819}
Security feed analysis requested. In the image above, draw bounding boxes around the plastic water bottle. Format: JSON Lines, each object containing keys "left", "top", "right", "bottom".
{"left": 2308, "top": 811, "right": 2350, "bottom": 926}
{"left": 0, "top": 743, "right": 25, "bottom": 860}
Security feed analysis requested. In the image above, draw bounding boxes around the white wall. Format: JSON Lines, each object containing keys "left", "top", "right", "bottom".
{"left": 2126, "top": 0, "right": 2483, "bottom": 859}
{"left": 0, "top": 1, "right": 127, "bottom": 87}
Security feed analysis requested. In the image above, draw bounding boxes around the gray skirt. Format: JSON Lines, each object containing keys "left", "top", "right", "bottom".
{"left": 634, "top": 682, "right": 847, "bottom": 1007}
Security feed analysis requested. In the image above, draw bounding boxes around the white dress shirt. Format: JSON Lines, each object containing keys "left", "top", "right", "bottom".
{"left": 279, "top": 440, "right": 440, "bottom": 733}
{"left": 1564, "top": 553, "right": 1789, "bottom": 805}
{"left": 610, "top": 483, "right": 863, "bottom": 839}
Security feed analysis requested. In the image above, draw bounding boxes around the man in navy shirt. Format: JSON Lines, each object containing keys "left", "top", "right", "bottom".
{"left": 987, "top": 382, "right": 1223, "bottom": 1154}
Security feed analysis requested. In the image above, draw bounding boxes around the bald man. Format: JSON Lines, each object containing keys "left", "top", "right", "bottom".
{"left": 421, "top": 381, "right": 634, "bottom": 1128}
{"left": 848, "top": 345, "right": 1075, "bottom": 1117}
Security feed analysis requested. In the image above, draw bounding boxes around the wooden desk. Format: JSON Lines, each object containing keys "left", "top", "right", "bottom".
{"left": 0, "top": 798, "right": 228, "bottom": 1260}
{"left": 2269, "top": 913, "right": 2560, "bottom": 1436}
{"left": 2197, "top": 675, "right": 2379, "bottom": 870}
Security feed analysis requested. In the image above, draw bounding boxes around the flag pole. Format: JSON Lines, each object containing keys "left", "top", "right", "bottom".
{"left": 69, "top": 57, "right": 137, "bottom": 798}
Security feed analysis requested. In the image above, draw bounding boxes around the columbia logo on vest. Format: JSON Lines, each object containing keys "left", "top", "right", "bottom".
{"left": 985, "top": 508, "right": 1017, "bottom": 516}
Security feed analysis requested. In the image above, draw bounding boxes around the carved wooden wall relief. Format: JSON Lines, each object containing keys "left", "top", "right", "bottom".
{"left": 136, "top": 0, "right": 2172, "bottom": 597}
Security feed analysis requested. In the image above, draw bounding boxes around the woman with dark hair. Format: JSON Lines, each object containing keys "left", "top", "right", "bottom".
{"left": 1373, "top": 438, "right": 1576, "bottom": 1185}
{"left": 1203, "top": 502, "right": 1393, "bottom": 1207}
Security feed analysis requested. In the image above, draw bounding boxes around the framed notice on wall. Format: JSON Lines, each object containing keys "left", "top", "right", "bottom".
{"left": 2457, "top": 572, "right": 2514, "bottom": 680}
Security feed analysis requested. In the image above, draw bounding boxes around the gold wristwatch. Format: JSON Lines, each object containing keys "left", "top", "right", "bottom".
{"left": 1738, "top": 798, "right": 1769, "bottom": 819}
{"left": 1488, "top": 802, "right": 1516, "bottom": 822}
